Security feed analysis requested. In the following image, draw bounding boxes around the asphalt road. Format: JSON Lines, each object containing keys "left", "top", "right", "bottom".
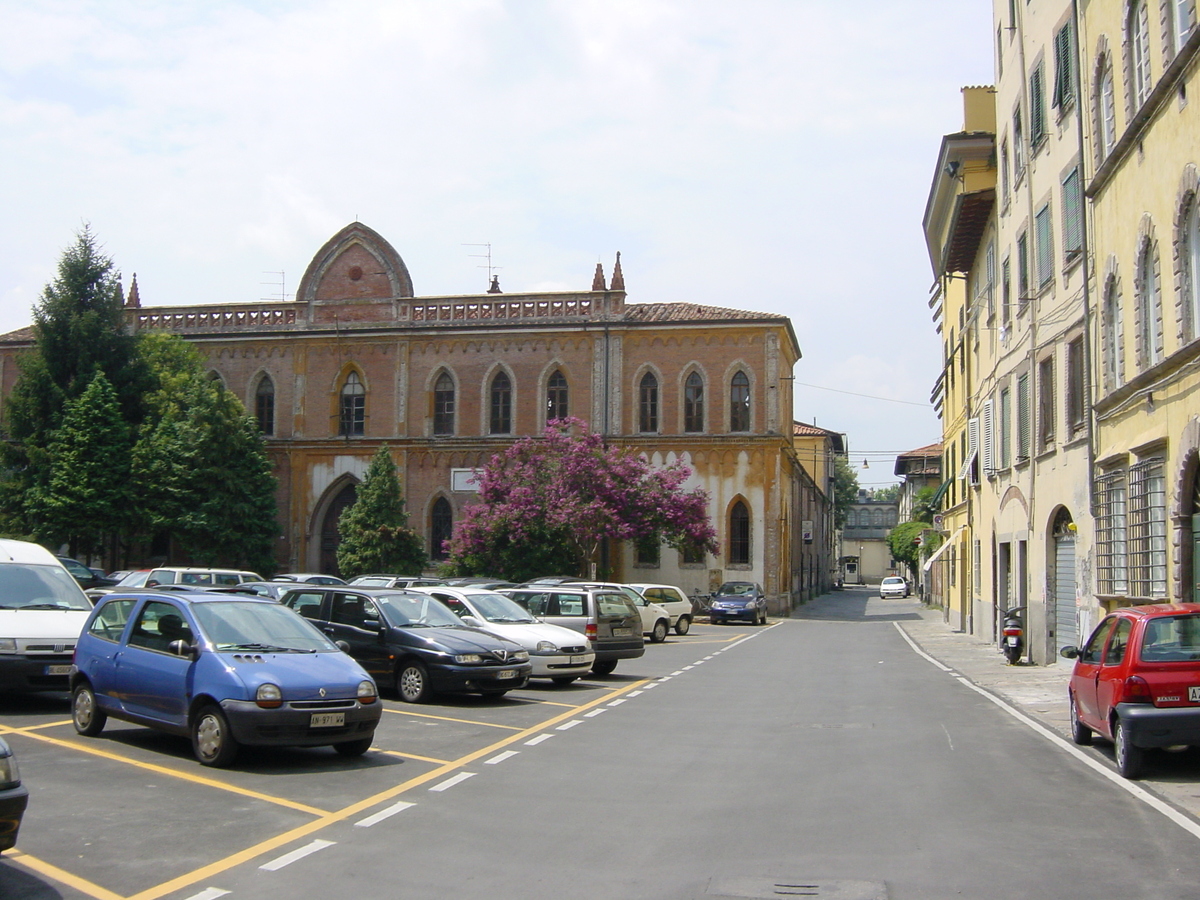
{"left": 7, "top": 587, "right": 1200, "bottom": 899}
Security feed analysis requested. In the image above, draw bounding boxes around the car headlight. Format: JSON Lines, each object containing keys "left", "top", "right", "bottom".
{"left": 536, "top": 641, "right": 556, "bottom": 653}
{"left": 0, "top": 753, "right": 19, "bottom": 790}
{"left": 357, "top": 680, "right": 377, "bottom": 704}
{"left": 454, "top": 654, "right": 483, "bottom": 664}
{"left": 511, "top": 650, "right": 529, "bottom": 662}
{"left": 255, "top": 683, "right": 283, "bottom": 709}
{"left": 0, "top": 639, "right": 17, "bottom": 654}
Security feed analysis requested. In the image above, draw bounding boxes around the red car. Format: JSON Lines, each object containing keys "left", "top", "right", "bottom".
{"left": 1062, "top": 603, "right": 1200, "bottom": 778}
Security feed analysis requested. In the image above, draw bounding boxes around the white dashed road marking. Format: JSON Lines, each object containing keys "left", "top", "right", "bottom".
{"left": 355, "top": 801, "right": 416, "bottom": 827}
{"left": 485, "top": 751, "right": 519, "bottom": 765}
{"left": 430, "top": 772, "right": 476, "bottom": 792}
{"left": 259, "top": 840, "right": 335, "bottom": 871}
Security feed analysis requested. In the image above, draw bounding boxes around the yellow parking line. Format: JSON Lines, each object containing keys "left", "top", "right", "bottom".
{"left": 10, "top": 731, "right": 329, "bottom": 817}
{"left": 7, "top": 850, "right": 124, "bottom": 900}
{"left": 125, "top": 679, "right": 650, "bottom": 900}
{"left": 380, "top": 708, "right": 524, "bottom": 730}
{"left": 0, "top": 719, "right": 74, "bottom": 734}
{"left": 380, "top": 749, "right": 452, "bottom": 765}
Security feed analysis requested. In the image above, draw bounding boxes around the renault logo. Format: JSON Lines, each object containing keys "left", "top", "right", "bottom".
{"left": 319, "top": 688, "right": 326, "bottom": 697}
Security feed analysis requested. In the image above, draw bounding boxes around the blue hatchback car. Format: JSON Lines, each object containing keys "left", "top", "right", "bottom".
{"left": 71, "top": 592, "right": 382, "bottom": 767}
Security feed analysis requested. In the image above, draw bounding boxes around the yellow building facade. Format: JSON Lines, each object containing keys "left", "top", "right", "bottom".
{"left": 1079, "top": 1, "right": 1200, "bottom": 609}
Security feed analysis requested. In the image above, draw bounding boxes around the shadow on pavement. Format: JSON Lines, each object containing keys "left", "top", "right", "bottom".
{"left": 0, "top": 859, "right": 65, "bottom": 900}
{"left": 791, "top": 589, "right": 923, "bottom": 623}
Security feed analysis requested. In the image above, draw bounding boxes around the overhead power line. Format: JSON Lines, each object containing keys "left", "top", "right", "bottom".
{"left": 793, "top": 381, "right": 931, "bottom": 407}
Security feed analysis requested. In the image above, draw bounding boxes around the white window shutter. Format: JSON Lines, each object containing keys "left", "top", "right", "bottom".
{"left": 982, "top": 399, "right": 995, "bottom": 474}
{"left": 958, "top": 418, "right": 980, "bottom": 480}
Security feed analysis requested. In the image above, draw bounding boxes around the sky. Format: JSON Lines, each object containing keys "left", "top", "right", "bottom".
{"left": 0, "top": 0, "right": 994, "bottom": 488}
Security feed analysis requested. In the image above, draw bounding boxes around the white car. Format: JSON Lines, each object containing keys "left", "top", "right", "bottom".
{"left": 879, "top": 576, "right": 910, "bottom": 599}
{"left": 625, "top": 583, "right": 696, "bottom": 635}
{"left": 412, "top": 586, "right": 595, "bottom": 685}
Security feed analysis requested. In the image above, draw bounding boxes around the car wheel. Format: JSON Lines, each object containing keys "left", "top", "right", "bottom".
{"left": 396, "top": 661, "right": 431, "bottom": 703}
{"left": 650, "top": 620, "right": 669, "bottom": 643}
{"left": 1069, "top": 693, "right": 1093, "bottom": 746}
{"left": 591, "top": 659, "right": 618, "bottom": 676}
{"left": 333, "top": 736, "right": 374, "bottom": 757}
{"left": 551, "top": 676, "right": 577, "bottom": 686}
{"left": 192, "top": 705, "right": 239, "bottom": 767}
{"left": 750, "top": 611, "right": 761, "bottom": 626}
{"left": 674, "top": 616, "right": 691, "bottom": 635}
{"left": 72, "top": 682, "right": 107, "bottom": 736}
{"left": 1114, "top": 717, "right": 1144, "bottom": 778}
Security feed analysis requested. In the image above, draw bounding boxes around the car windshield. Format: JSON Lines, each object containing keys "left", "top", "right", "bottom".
{"left": 0, "top": 564, "right": 91, "bottom": 610}
{"left": 116, "top": 571, "right": 150, "bottom": 587}
{"left": 717, "top": 583, "right": 755, "bottom": 595}
{"left": 191, "top": 600, "right": 338, "bottom": 652}
{"left": 352, "top": 577, "right": 391, "bottom": 586}
{"left": 1140, "top": 614, "right": 1200, "bottom": 661}
{"left": 883, "top": 578, "right": 904, "bottom": 585}
{"left": 376, "top": 593, "right": 462, "bottom": 628}
{"left": 465, "top": 592, "right": 536, "bottom": 624}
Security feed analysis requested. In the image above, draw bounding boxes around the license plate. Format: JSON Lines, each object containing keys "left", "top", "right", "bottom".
{"left": 496, "top": 669, "right": 517, "bottom": 680}
{"left": 45, "top": 664, "right": 73, "bottom": 676}
{"left": 1189, "top": 686, "right": 1200, "bottom": 703}
{"left": 613, "top": 627, "right": 632, "bottom": 636}
{"left": 569, "top": 655, "right": 588, "bottom": 665}
{"left": 310, "top": 712, "right": 345, "bottom": 728}
{"left": 1006, "top": 636, "right": 1019, "bottom": 646}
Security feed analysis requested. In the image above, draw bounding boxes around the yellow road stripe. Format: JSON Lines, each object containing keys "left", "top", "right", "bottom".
{"left": 0, "top": 719, "right": 74, "bottom": 734}
{"left": 9, "top": 730, "right": 329, "bottom": 817}
{"left": 6, "top": 850, "right": 124, "bottom": 900}
{"left": 380, "top": 708, "right": 524, "bottom": 730}
{"left": 380, "top": 749, "right": 452, "bottom": 765}
{"left": 125, "top": 679, "right": 649, "bottom": 900}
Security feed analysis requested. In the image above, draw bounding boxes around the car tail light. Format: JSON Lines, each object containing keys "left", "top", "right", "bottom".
{"left": 1122, "top": 675, "right": 1153, "bottom": 704}
{"left": 585, "top": 623, "right": 597, "bottom": 642}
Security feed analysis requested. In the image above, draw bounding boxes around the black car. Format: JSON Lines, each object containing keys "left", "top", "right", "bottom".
{"left": 57, "top": 557, "right": 117, "bottom": 591}
{"left": 0, "top": 736, "right": 28, "bottom": 853}
{"left": 280, "top": 587, "right": 531, "bottom": 703}
{"left": 708, "top": 581, "right": 768, "bottom": 626}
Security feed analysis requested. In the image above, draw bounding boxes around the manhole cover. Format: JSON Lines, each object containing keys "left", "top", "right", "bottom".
{"left": 706, "top": 878, "right": 887, "bottom": 899}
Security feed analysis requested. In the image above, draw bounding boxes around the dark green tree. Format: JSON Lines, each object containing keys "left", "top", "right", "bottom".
{"left": 131, "top": 334, "right": 279, "bottom": 572}
{"left": 0, "top": 227, "right": 150, "bottom": 553}
{"left": 336, "top": 445, "right": 426, "bottom": 579}
{"left": 832, "top": 454, "right": 860, "bottom": 530}
{"left": 26, "top": 372, "right": 130, "bottom": 558}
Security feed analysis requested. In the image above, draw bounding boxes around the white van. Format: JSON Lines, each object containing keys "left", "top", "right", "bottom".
{"left": 0, "top": 541, "right": 94, "bottom": 692}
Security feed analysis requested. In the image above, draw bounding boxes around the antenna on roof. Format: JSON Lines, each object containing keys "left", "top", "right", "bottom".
{"left": 462, "top": 243, "right": 502, "bottom": 290}
{"left": 261, "top": 271, "right": 287, "bottom": 302}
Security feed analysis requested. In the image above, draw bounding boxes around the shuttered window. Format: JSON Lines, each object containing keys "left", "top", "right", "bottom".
{"left": 1052, "top": 22, "right": 1075, "bottom": 109}
{"left": 1062, "top": 168, "right": 1083, "bottom": 262}
{"left": 1016, "top": 373, "right": 1031, "bottom": 461}
{"left": 1035, "top": 205, "right": 1054, "bottom": 287}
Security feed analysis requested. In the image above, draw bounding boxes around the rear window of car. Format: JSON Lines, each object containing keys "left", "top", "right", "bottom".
{"left": 597, "top": 593, "right": 635, "bottom": 618}
{"left": 1141, "top": 615, "right": 1200, "bottom": 661}
{"left": 882, "top": 577, "right": 905, "bottom": 585}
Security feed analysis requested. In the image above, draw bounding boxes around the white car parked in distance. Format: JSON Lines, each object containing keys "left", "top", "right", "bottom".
{"left": 625, "top": 583, "right": 696, "bottom": 635}
{"left": 411, "top": 586, "right": 596, "bottom": 685}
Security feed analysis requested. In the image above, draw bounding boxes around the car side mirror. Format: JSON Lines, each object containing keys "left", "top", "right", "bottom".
{"left": 1059, "top": 646, "right": 1080, "bottom": 659}
{"left": 167, "top": 640, "right": 198, "bottom": 660}
{"left": 462, "top": 615, "right": 483, "bottom": 627}
{"left": 335, "top": 640, "right": 351, "bottom": 653}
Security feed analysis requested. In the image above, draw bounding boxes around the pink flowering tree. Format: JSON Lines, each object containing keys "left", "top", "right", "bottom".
{"left": 446, "top": 418, "right": 718, "bottom": 582}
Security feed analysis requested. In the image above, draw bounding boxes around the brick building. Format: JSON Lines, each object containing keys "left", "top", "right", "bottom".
{"left": 0, "top": 222, "right": 825, "bottom": 609}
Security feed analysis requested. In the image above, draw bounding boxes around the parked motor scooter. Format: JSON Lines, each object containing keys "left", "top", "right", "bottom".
{"left": 1001, "top": 606, "right": 1026, "bottom": 664}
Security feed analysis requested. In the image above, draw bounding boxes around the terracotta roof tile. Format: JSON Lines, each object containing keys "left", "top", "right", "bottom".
{"left": 623, "top": 302, "right": 787, "bottom": 323}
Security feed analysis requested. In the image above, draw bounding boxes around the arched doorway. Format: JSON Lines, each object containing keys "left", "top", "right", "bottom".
{"left": 1052, "top": 508, "right": 1077, "bottom": 658}
{"left": 1188, "top": 463, "right": 1200, "bottom": 602}
{"left": 320, "top": 483, "right": 358, "bottom": 576}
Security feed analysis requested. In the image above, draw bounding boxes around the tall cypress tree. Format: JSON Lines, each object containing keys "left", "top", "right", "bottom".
{"left": 336, "top": 445, "right": 426, "bottom": 579}
{"left": 26, "top": 372, "right": 130, "bottom": 557}
{"left": 1, "top": 227, "right": 149, "bottom": 544}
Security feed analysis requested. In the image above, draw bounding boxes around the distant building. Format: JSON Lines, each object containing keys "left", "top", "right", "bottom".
{"left": 841, "top": 491, "right": 899, "bottom": 585}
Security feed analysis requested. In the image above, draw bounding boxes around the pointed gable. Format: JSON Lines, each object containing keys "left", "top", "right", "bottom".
{"left": 297, "top": 222, "right": 414, "bottom": 303}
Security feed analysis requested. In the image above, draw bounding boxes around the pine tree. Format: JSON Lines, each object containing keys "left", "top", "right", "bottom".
{"left": 26, "top": 372, "right": 130, "bottom": 557}
{"left": 336, "top": 445, "right": 426, "bottom": 579}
